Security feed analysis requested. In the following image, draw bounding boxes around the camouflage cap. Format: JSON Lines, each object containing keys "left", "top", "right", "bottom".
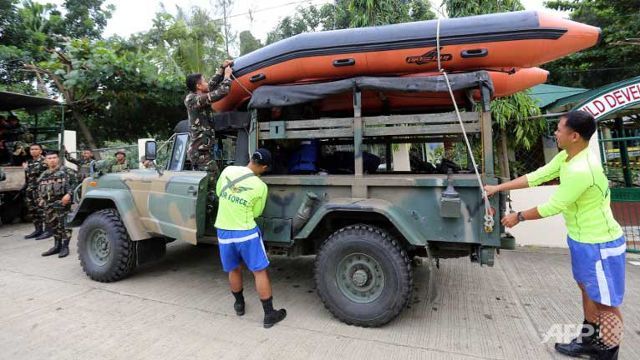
{"left": 115, "top": 149, "right": 126, "bottom": 156}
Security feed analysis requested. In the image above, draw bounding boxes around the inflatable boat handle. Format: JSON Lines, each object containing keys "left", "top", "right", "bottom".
{"left": 333, "top": 58, "right": 356, "bottom": 67}
{"left": 250, "top": 73, "right": 266, "bottom": 83}
{"left": 461, "top": 49, "right": 488, "bottom": 58}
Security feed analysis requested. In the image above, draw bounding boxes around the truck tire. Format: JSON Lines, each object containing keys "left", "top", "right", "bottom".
{"left": 315, "top": 224, "right": 413, "bottom": 327}
{"left": 0, "top": 206, "right": 17, "bottom": 225}
{"left": 0, "top": 191, "right": 24, "bottom": 224}
{"left": 77, "top": 209, "right": 136, "bottom": 282}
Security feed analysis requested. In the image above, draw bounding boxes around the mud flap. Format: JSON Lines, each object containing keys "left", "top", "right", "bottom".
{"left": 136, "top": 238, "right": 166, "bottom": 266}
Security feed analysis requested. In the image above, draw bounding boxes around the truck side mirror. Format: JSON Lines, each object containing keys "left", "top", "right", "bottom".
{"left": 145, "top": 141, "right": 157, "bottom": 161}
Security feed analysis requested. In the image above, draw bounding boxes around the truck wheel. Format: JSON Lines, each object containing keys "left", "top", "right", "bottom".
{"left": 78, "top": 209, "right": 136, "bottom": 282}
{"left": 0, "top": 207, "right": 17, "bottom": 224}
{"left": 315, "top": 224, "right": 413, "bottom": 327}
{"left": 0, "top": 192, "right": 23, "bottom": 224}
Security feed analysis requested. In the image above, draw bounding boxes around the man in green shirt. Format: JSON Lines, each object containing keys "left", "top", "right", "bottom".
{"left": 485, "top": 111, "right": 624, "bottom": 360}
{"left": 214, "top": 148, "right": 286, "bottom": 329}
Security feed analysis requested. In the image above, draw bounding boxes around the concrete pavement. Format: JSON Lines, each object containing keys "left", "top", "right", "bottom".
{"left": 0, "top": 222, "right": 638, "bottom": 360}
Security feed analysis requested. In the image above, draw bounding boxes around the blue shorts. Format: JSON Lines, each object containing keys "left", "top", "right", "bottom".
{"left": 216, "top": 227, "right": 269, "bottom": 272}
{"left": 568, "top": 235, "right": 626, "bottom": 307}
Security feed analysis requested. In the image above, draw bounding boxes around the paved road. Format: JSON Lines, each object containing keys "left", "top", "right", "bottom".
{"left": 1, "top": 223, "right": 638, "bottom": 359}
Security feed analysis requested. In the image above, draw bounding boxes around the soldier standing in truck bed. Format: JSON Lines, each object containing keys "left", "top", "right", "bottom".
{"left": 108, "top": 149, "right": 129, "bottom": 173}
{"left": 65, "top": 148, "right": 95, "bottom": 182}
{"left": 38, "top": 151, "right": 77, "bottom": 258}
{"left": 23, "top": 143, "right": 49, "bottom": 240}
{"left": 184, "top": 60, "right": 233, "bottom": 176}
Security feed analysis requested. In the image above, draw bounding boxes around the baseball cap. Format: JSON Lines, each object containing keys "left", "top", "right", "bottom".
{"left": 252, "top": 148, "right": 272, "bottom": 166}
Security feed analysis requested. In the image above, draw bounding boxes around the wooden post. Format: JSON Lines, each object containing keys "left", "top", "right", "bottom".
{"left": 499, "top": 129, "right": 510, "bottom": 179}
{"left": 353, "top": 88, "right": 363, "bottom": 177}
{"left": 352, "top": 88, "right": 367, "bottom": 198}
{"left": 249, "top": 109, "right": 258, "bottom": 154}
{"left": 480, "top": 86, "right": 494, "bottom": 176}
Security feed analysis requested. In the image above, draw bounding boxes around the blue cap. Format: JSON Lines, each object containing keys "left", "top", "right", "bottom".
{"left": 252, "top": 148, "right": 272, "bottom": 166}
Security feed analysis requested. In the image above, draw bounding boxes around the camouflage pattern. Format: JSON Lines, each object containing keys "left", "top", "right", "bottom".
{"left": 4, "top": 123, "right": 32, "bottom": 161}
{"left": 184, "top": 73, "right": 231, "bottom": 175}
{"left": 25, "top": 156, "right": 47, "bottom": 229}
{"left": 108, "top": 160, "right": 129, "bottom": 173}
{"left": 65, "top": 153, "right": 93, "bottom": 182}
{"left": 37, "top": 166, "right": 77, "bottom": 242}
{"left": 70, "top": 110, "right": 505, "bottom": 267}
{"left": 70, "top": 169, "right": 207, "bottom": 243}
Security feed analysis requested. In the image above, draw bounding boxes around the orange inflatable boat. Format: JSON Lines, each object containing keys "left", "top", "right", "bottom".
{"left": 214, "top": 11, "right": 600, "bottom": 111}
{"left": 317, "top": 68, "right": 549, "bottom": 113}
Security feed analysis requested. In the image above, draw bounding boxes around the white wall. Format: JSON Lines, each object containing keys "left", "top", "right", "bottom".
{"left": 508, "top": 132, "right": 601, "bottom": 248}
{"left": 392, "top": 143, "right": 411, "bottom": 171}
{"left": 61, "top": 130, "right": 77, "bottom": 171}
{"left": 508, "top": 185, "right": 568, "bottom": 247}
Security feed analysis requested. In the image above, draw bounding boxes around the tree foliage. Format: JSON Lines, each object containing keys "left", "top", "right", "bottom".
{"left": 442, "top": 0, "right": 524, "bottom": 18}
{"left": 26, "top": 38, "right": 185, "bottom": 148}
{"left": 133, "top": 6, "right": 226, "bottom": 77}
{"left": 1, "top": 2, "right": 222, "bottom": 147}
{"left": 238, "top": 30, "right": 262, "bottom": 55}
{"left": 544, "top": 0, "right": 640, "bottom": 89}
{"left": 266, "top": 0, "right": 435, "bottom": 44}
{"left": 443, "top": 0, "right": 542, "bottom": 152}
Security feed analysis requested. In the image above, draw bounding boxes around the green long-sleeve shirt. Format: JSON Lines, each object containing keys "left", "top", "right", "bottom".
{"left": 214, "top": 166, "right": 267, "bottom": 230}
{"left": 526, "top": 148, "right": 623, "bottom": 243}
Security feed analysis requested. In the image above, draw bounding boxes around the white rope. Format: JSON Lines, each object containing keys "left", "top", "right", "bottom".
{"left": 230, "top": 72, "right": 253, "bottom": 96}
{"left": 436, "top": 18, "right": 494, "bottom": 232}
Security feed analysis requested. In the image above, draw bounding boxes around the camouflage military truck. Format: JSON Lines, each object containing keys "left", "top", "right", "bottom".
{"left": 70, "top": 73, "right": 513, "bottom": 327}
{"left": 0, "top": 91, "right": 63, "bottom": 224}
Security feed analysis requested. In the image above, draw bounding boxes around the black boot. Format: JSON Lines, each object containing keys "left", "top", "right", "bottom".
{"left": 35, "top": 228, "right": 54, "bottom": 241}
{"left": 58, "top": 240, "right": 70, "bottom": 258}
{"left": 42, "top": 239, "right": 61, "bottom": 257}
{"left": 24, "top": 224, "right": 43, "bottom": 239}
{"left": 555, "top": 320, "right": 599, "bottom": 357}
{"left": 232, "top": 289, "right": 245, "bottom": 316}
{"left": 261, "top": 297, "right": 286, "bottom": 328}
{"left": 594, "top": 346, "right": 619, "bottom": 360}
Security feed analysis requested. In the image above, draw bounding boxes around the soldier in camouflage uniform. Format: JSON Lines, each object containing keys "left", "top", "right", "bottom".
{"left": 5, "top": 115, "right": 31, "bottom": 165}
{"left": 38, "top": 151, "right": 77, "bottom": 258}
{"left": 65, "top": 148, "right": 95, "bottom": 182}
{"left": 23, "top": 144, "right": 49, "bottom": 239}
{"left": 108, "top": 149, "right": 129, "bottom": 173}
{"left": 184, "top": 60, "right": 233, "bottom": 176}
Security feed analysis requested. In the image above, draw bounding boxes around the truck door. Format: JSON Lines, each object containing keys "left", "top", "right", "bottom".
{"left": 147, "top": 172, "right": 208, "bottom": 244}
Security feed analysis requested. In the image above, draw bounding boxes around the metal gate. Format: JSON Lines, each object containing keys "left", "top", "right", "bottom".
{"left": 599, "top": 131, "right": 640, "bottom": 253}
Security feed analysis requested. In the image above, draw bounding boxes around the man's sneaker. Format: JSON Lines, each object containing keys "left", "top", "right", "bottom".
{"left": 263, "top": 309, "right": 286, "bottom": 329}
